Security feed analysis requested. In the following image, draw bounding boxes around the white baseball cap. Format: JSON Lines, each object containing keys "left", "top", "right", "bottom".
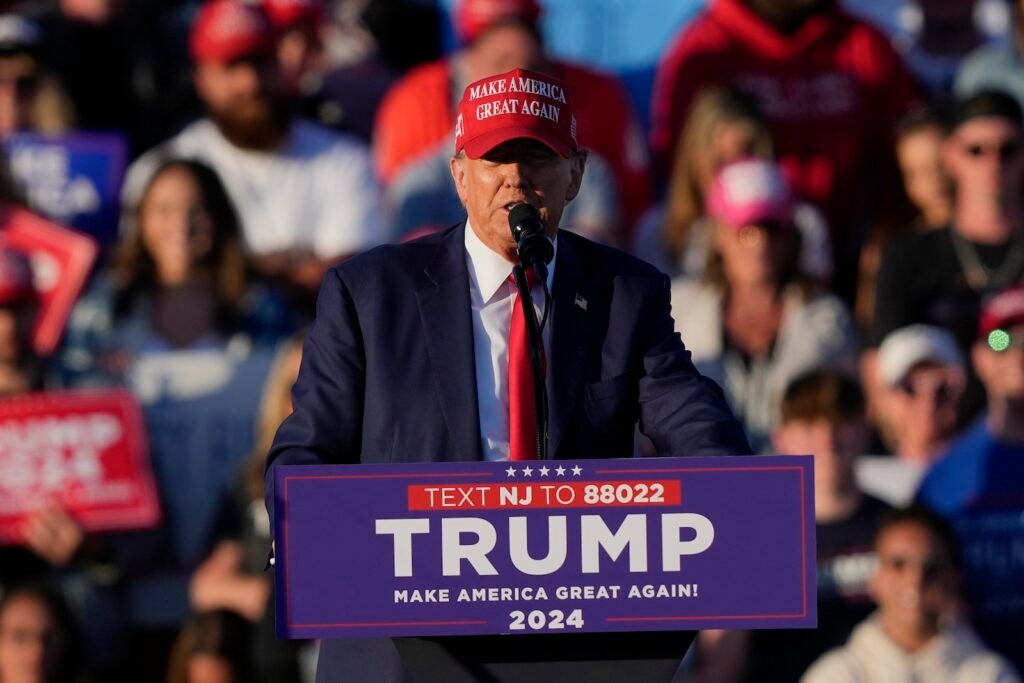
{"left": 877, "top": 325, "right": 964, "bottom": 387}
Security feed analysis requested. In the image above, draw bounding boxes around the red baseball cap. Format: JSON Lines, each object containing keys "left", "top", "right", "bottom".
{"left": 262, "top": 0, "right": 325, "bottom": 30}
{"left": 979, "top": 284, "right": 1024, "bottom": 339}
{"left": 455, "top": 0, "right": 541, "bottom": 44}
{"left": 454, "top": 68, "right": 577, "bottom": 159}
{"left": 190, "top": 0, "right": 274, "bottom": 63}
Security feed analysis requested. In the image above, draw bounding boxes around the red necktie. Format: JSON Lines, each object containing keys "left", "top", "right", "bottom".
{"left": 508, "top": 270, "right": 543, "bottom": 461}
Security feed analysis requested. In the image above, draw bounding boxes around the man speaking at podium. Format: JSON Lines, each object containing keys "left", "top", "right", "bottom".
{"left": 266, "top": 68, "right": 751, "bottom": 681}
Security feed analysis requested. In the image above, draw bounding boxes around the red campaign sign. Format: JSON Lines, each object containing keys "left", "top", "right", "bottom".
{"left": 0, "top": 389, "right": 161, "bottom": 544}
{"left": 407, "top": 480, "right": 682, "bottom": 510}
{"left": 1, "top": 205, "right": 98, "bottom": 356}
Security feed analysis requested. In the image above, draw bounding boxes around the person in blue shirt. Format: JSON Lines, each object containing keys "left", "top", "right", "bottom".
{"left": 57, "top": 158, "right": 286, "bottom": 679}
{"left": 917, "top": 283, "right": 1024, "bottom": 673}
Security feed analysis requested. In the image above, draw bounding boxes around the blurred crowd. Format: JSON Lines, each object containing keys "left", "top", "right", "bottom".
{"left": 0, "top": 0, "right": 1022, "bottom": 681}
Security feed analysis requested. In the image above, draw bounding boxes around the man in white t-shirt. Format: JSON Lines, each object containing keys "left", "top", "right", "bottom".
{"left": 121, "top": 0, "right": 388, "bottom": 293}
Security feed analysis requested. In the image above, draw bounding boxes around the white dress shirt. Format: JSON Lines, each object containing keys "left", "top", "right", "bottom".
{"left": 464, "top": 220, "right": 555, "bottom": 461}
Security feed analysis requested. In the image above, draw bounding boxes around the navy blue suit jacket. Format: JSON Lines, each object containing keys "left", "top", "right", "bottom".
{"left": 265, "top": 224, "right": 751, "bottom": 681}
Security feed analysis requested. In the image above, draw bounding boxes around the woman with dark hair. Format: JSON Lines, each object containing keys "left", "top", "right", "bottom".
{"left": 670, "top": 158, "right": 859, "bottom": 452}
{"left": 61, "top": 157, "right": 290, "bottom": 380}
{"left": 109, "top": 158, "right": 250, "bottom": 347}
{"left": 165, "top": 610, "right": 252, "bottom": 683}
{"left": 856, "top": 105, "right": 955, "bottom": 327}
{"left": 0, "top": 583, "right": 87, "bottom": 683}
{"left": 57, "top": 159, "right": 288, "bottom": 680}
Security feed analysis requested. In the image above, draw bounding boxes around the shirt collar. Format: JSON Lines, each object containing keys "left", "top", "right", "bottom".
{"left": 464, "top": 219, "right": 557, "bottom": 304}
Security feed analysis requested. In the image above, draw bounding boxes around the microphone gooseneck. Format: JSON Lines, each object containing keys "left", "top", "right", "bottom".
{"left": 507, "top": 203, "right": 551, "bottom": 460}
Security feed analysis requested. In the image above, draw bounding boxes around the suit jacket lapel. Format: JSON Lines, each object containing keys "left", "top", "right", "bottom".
{"left": 547, "top": 234, "right": 590, "bottom": 459}
{"left": 415, "top": 224, "right": 484, "bottom": 461}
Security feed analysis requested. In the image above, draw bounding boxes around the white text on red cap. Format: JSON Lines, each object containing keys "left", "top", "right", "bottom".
{"left": 467, "top": 75, "right": 567, "bottom": 103}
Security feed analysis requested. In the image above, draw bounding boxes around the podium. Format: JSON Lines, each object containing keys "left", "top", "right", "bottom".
{"left": 274, "top": 457, "right": 817, "bottom": 682}
{"left": 394, "top": 631, "right": 693, "bottom": 682}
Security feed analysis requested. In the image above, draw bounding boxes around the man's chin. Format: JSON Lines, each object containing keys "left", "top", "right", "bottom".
{"left": 209, "top": 107, "right": 291, "bottom": 150}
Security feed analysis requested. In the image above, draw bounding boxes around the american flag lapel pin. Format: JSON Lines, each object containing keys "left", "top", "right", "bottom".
{"left": 574, "top": 293, "right": 587, "bottom": 310}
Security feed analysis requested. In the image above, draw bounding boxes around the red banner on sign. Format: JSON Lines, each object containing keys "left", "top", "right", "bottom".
{"left": 1, "top": 205, "right": 98, "bottom": 356}
{"left": 0, "top": 389, "right": 160, "bottom": 544}
{"left": 407, "top": 480, "right": 682, "bottom": 510}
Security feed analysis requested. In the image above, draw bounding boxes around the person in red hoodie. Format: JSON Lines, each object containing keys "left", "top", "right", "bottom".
{"left": 372, "top": 0, "right": 651, "bottom": 235}
{"left": 650, "top": 0, "right": 919, "bottom": 299}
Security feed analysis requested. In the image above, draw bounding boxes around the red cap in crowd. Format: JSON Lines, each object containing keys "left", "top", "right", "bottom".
{"left": 262, "top": 0, "right": 326, "bottom": 30}
{"left": 0, "top": 245, "right": 35, "bottom": 306}
{"left": 979, "top": 285, "right": 1024, "bottom": 340}
{"left": 706, "top": 158, "right": 795, "bottom": 230}
{"left": 190, "top": 0, "right": 274, "bottom": 63}
{"left": 455, "top": 68, "right": 577, "bottom": 159}
{"left": 455, "top": 0, "right": 542, "bottom": 44}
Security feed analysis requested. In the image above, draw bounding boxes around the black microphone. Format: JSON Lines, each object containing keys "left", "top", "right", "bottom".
{"left": 508, "top": 203, "right": 554, "bottom": 284}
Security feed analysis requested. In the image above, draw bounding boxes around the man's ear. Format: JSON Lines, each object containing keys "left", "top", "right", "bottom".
{"left": 450, "top": 154, "right": 469, "bottom": 207}
{"left": 565, "top": 150, "right": 587, "bottom": 202}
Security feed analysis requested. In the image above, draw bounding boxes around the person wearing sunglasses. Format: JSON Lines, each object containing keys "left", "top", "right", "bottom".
{"left": 870, "top": 90, "right": 1024, "bottom": 424}
{"left": 956, "top": 0, "right": 1024, "bottom": 117}
{"left": 916, "top": 284, "right": 1024, "bottom": 675}
{"left": 876, "top": 325, "right": 967, "bottom": 467}
{"left": 803, "top": 505, "right": 1019, "bottom": 683}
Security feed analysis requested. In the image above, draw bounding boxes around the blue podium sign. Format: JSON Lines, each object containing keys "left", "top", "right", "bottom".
{"left": 274, "top": 456, "right": 816, "bottom": 639}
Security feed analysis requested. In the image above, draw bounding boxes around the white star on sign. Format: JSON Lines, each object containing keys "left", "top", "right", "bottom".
{"left": 539, "top": 466, "right": 550, "bottom": 477}
{"left": 522, "top": 466, "right": 533, "bottom": 477}
{"left": 571, "top": 465, "right": 583, "bottom": 476}
{"left": 506, "top": 466, "right": 516, "bottom": 477}
{"left": 555, "top": 466, "right": 566, "bottom": 476}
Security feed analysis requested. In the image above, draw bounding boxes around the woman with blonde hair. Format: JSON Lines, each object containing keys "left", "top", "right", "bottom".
{"left": 634, "top": 86, "right": 832, "bottom": 284}
{"left": 670, "top": 158, "right": 858, "bottom": 452}
{"left": 634, "top": 87, "right": 772, "bottom": 272}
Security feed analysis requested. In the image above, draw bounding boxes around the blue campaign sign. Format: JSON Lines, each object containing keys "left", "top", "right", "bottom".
{"left": 5, "top": 132, "right": 128, "bottom": 245}
{"left": 274, "top": 455, "right": 817, "bottom": 639}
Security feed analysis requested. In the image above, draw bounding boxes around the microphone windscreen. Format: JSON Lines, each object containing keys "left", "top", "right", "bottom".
{"left": 508, "top": 203, "right": 542, "bottom": 232}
